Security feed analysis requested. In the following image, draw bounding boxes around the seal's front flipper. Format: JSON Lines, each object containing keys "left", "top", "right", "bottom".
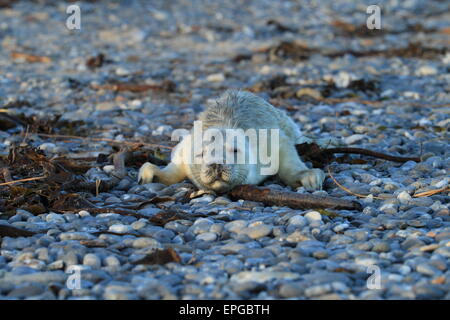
{"left": 138, "top": 162, "right": 186, "bottom": 185}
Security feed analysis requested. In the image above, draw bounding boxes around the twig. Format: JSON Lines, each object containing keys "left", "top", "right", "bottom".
{"left": 228, "top": 185, "right": 362, "bottom": 210}
{"left": 326, "top": 166, "right": 390, "bottom": 200}
{"left": 413, "top": 187, "right": 450, "bottom": 198}
{"left": 95, "top": 179, "right": 101, "bottom": 197}
{"left": 327, "top": 165, "right": 448, "bottom": 200}
{"left": 0, "top": 175, "right": 47, "bottom": 186}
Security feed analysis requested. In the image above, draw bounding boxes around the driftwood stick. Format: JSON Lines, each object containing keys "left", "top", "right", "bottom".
{"left": 228, "top": 185, "right": 362, "bottom": 211}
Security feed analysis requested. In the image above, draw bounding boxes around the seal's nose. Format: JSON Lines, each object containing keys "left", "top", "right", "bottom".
{"left": 207, "top": 163, "right": 222, "bottom": 173}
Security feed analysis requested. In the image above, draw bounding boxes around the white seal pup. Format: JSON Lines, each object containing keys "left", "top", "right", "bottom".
{"left": 138, "top": 90, "right": 326, "bottom": 193}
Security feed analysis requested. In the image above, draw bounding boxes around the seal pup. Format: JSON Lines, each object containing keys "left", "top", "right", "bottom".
{"left": 138, "top": 90, "right": 326, "bottom": 193}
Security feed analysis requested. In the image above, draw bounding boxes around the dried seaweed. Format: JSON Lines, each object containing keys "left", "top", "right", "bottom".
{"left": 86, "top": 53, "right": 108, "bottom": 69}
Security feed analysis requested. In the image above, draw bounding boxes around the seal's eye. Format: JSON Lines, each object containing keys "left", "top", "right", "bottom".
{"left": 233, "top": 148, "right": 238, "bottom": 153}
{"left": 195, "top": 151, "right": 204, "bottom": 158}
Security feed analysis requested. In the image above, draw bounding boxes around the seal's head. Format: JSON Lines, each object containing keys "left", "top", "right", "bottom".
{"left": 187, "top": 129, "right": 252, "bottom": 193}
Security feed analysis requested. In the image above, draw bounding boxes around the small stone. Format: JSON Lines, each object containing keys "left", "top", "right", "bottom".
{"left": 288, "top": 215, "right": 307, "bottom": 227}
{"left": 407, "top": 220, "right": 426, "bottom": 228}
{"left": 152, "top": 125, "right": 172, "bottom": 136}
{"left": 137, "top": 207, "right": 162, "bottom": 217}
{"left": 83, "top": 253, "right": 101, "bottom": 269}
{"left": 206, "top": 73, "right": 225, "bottom": 82}
{"left": 397, "top": 191, "right": 412, "bottom": 204}
{"left": 105, "top": 196, "right": 121, "bottom": 204}
{"left": 401, "top": 161, "right": 417, "bottom": 171}
{"left": 7, "top": 284, "right": 44, "bottom": 298}
{"left": 419, "top": 244, "right": 439, "bottom": 252}
{"left": 230, "top": 271, "right": 300, "bottom": 284}
{"left": 333, "top": 223, "right": 349, "bottom": 233}
{"left": 2, "top": 271, "right": 67, "bottom": 285}
{"left": 196, "top": 232, "right": 218, "bottom": 242}
{"left": 279, "top": 282, "right": 304, "bottom": 298}
{"left": 344, "top": 134, "right": 366, "bottom": 145}
{"left": 103, "top": 165, "right": 115, "bottom": 174}
{"left": 115, "top": 67, "right": 131, "bottom": 76}
{"left": 97, "top": 102, "right": 117, "bottom": 111}
{"left": 244, "top": 223, "right": 272, "bottom": 239}
{"left": 190, "top": 218, "right": 214, "bottom": 235}
{"left": 379, "top": 203, "right": 398, "bottom": 215}
{"left": 190, "top": 195, "right": 215, "bottom": 204}
{"left": 417, "top": 65, "right": 438, "bottom": 76}
{"left": 45, "top": 213, "right": 65, "bottom": 224}
{"left": 104, "top": 284, "right": 137, "bottom": 300}
{"left": 132, "top": 237, "right": 162, "bottom": 249}
{"left": 38, "top": 143, "right": 57, "bottom": 153}
{"left": 224, "top": 220, "right": 248, "bottom": 234}
{"left": 131, "top": 219, "right": 147, "bottom": 230}
{"left": 355, "top": 256, "right": 378, "bottom": 267}
{"left": 416, "top": 263, "right": 442, "bottom": 277}
{"left": 372, "top": 241, "right": 391, "bottom": 253}
{"left": 59, "top": 232, "right": 95, "bottom": 241}
{"left": 413, "top": 284, "right": 445, "bottom": 299}
{"left": 402, "top": 237, "right": 425, "bottom": 250}
{"left": 48, "top": 260, "right": 64, "bottom": 270}
{"left": 109, "top": 224, "right": 133, "bottom": 234}
{"left": 304, "top": 284, "right": 332, "bottom": 297}
{"left": 312, "top": 250, "right": 329, "bottom": 259}
{"left": 287, "top": 231, "right": 311, "bottom": 242}
{"left": 104, "top": 256, "right": 121, "bottom": 267}
{"left": 78, "top": 210, "right": 91, "bottom": 217}
{"left": 305, "top": 211, "right": 322, "bottom": 223}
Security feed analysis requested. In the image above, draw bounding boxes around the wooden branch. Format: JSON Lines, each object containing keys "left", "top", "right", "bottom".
{"left": 296, "top": 142, "right": 421, "bottom": 168}
{"left": 228, "top": 185, "right": 362, "bottom": 211}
